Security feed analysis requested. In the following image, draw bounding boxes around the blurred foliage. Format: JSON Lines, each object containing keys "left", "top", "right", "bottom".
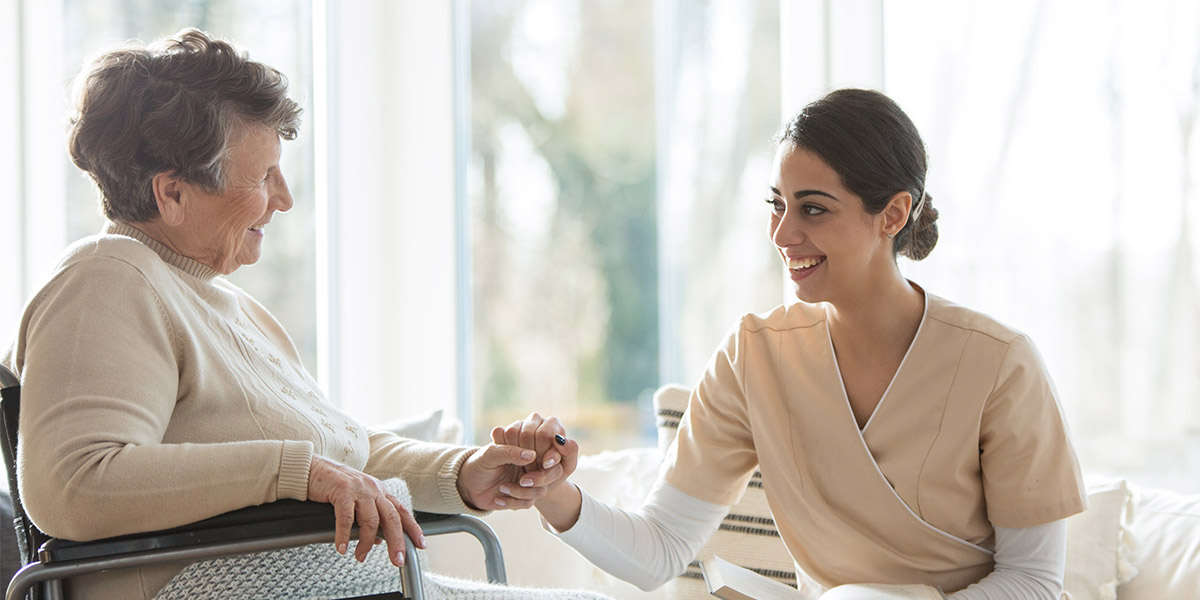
{"left": 470, "top": 0, "right": 659, "bottom": 439}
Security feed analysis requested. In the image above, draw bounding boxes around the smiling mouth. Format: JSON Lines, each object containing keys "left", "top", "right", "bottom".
{"left": 787, "top": 256, "right": 825, "bottom": 271}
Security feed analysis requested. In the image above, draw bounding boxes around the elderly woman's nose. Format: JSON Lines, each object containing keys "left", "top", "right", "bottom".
{"left": 271, "top": 174, "right": 294, "bottom": 212}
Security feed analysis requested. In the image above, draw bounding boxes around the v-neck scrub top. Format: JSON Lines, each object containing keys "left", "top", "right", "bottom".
{"left": 663, "top": 290, "right": 1087, "bottom": 593}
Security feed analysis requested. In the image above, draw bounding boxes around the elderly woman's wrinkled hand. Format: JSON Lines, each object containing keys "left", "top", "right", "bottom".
{"left": 307, "top": 455, "right": 424, "bottom": 567}
{"left": 491, "top": 413, "right": 580, "bottom": 493}
{"left": 456, "top": 441, "right": 564, "bottom": 510}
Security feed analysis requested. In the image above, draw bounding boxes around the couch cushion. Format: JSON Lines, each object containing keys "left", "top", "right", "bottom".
{"left": 1115, "top": 486, "right": 1200, "bottom": 600}
{"left": 654, "top": 384, "right": 805, "bottom": 599}
{"left": 1063, "top": 477, "right": 1137, "bottom": 600}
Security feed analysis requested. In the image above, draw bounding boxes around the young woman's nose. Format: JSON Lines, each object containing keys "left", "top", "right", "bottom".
{"left": 771, "top": 210, "right": 805, "bottom": 249}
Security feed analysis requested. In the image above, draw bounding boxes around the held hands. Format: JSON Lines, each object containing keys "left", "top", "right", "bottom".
{"left": 456, "top": 418, "right": 577, "bottom": 510}
{"left": 307, "top": 414, "right": 582, "bottom": 566}
{"left": 307, "top": 455, "right": 424, "bottom": 567}
{"left": 488, "top": 413, "right": 583, "bottom": 530}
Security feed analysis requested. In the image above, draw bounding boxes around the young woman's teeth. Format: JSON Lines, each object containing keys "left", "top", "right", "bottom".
{"left": 788, "top": 257, "right": 821, "bottom": 270}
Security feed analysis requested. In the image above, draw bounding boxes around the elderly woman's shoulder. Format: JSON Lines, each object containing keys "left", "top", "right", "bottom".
{"left": 51, "top": 230, "right": 172, "bottom": 281}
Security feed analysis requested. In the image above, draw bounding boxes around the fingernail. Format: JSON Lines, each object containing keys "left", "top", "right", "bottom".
{"left": 555, "top": 434, "right": 567, "bottom": 445}
{"left": 337, "top": 543, "right": 347, "bottom": 555}
{"left": 521, "top": 450, "right": 536, "bottom": 459}
{"left": 543, "top": 457, "right": 557, "bottom": 468}
{"left": 395, "top": 551, "right": 405, "bottom": 566}
{"left": 520, "top": 478, "right": 533, "bottom": 487}
{"left": 495, "top": 497, "right": 507, "bottom": 507}
{"left": 499, "top": 484, "right": 511, "bottom": 495}
{"left": 418, "top": 534, "right": 427, "bottom": 548}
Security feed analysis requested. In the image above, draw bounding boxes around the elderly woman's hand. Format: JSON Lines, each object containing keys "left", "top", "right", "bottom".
{"left": 492, "top": 413, "right": 580, "bottom": 493}
{"left": 307, "top": 455, "right": 424, "bottom": 567}
{"left": 456, "top": 441, "right": 565, "bottom": 510}
{"left": 491, "top": 413, "right": 584, "bottom": 531}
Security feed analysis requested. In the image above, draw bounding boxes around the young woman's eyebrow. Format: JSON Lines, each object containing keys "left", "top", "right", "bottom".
{"left": 794, "top": 189, "right": 839, "bottom": 202}
{"left": 769, "top": 187, "right": 840, "bottom": 202}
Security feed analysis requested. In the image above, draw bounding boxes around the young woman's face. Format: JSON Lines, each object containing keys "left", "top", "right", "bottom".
{"left": 767, "top": 143, "right": 893, "bottom": 304}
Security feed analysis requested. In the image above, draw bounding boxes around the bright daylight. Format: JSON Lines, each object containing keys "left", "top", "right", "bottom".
{"left": 0, "top": 1, "right": 1197, "bottom": 600}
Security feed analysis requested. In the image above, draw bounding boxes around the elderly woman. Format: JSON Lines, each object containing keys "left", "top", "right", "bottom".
{"left": 2, "top": 29, "right": 602, "bottom": 600}
{"left": 505, "top": 89, "right": 1087, "bottom": 600}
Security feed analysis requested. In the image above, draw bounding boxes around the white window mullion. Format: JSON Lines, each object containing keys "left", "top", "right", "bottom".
{"left": 1, "top": 0, "right": 24, "bottom": 327}
{"left": 323, "top": 0, "right": 459, "bottom": 426}
{"left": 19, "top": 0, "right": 68, "bottom": 299}
{"left": 780, "top": 0, "right": 884, "bottom": 116}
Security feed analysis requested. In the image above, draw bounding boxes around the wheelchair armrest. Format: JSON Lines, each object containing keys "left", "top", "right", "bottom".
{"left": 39, "top": 499, "right": 337, "bottom": 564}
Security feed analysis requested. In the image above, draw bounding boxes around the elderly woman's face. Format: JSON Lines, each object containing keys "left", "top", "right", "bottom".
{"left": 182, "top": 124, "right": 293, "bottom": 273}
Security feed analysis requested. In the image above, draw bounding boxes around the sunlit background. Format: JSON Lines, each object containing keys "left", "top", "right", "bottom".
{"left": 1, "top": 0, "right": 1197, "bottom": 495}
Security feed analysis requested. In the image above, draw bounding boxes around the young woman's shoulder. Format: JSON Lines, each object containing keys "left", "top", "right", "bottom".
{"left": 741, "top": 301, "right": 828, "bottom": 334}
{"left": 924, "top": 293, "right": 1027, "bottom": 346}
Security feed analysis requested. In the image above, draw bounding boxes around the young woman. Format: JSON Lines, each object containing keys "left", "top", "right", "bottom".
{"left": 497, "top": 89, "right": 1087, "bottom": 599}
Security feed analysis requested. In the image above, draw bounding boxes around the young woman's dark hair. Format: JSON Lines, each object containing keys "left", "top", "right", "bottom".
{"left": 776, "top": 88, "right": 939, "bottom": 260}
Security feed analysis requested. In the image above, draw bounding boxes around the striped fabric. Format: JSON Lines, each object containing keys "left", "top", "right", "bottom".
{"left": 653, "top": 384, "right": 800, "bottom": 598}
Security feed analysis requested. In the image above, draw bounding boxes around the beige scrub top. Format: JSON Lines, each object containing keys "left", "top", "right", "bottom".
{"left": 663, "top": 289, "right": 1087, "bottom": 593}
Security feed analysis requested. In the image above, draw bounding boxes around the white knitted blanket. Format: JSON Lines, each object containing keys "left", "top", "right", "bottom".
{"left": 153, "top": 479, "right": 611, "bottom": 600}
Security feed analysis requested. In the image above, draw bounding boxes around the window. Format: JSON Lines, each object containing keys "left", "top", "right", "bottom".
{"left": 885, "top": 0, "right": 1200, "bottom": 493}
{"left": 467, "top": 0, "right": 782, "bottom": 450}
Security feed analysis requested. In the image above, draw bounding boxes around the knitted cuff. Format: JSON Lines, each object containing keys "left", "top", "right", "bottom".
{"left": 439, "top": 447, "right": 490, "bottom": 517}
{"left": 277, "top": 440, "right": 315, "bottom": 500}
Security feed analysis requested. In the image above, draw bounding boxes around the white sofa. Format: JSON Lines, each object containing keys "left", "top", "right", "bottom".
{"left": 423, "top": 396, "right": 1200, "bottom": 600}
{"left": 429, "top": 448, "right": 1199, "bottom": 599}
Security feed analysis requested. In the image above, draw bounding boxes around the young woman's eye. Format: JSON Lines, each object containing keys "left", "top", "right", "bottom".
{"left": 801, "top": 203, "right": 827, "bottom": 216}
{"left": 765, "top": 197, "right": 784, "bottom": 213}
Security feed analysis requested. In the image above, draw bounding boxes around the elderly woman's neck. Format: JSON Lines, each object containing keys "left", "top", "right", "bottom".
{"left": 123, "top": 219, "right": 227, "bottom": 275}
{"left": 126, "top": 219, "right": 185, "bottom": 257}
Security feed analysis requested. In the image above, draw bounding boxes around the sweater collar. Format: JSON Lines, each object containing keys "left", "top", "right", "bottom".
{"left": 104, "top": 221, "right": 221, "bottom": 282}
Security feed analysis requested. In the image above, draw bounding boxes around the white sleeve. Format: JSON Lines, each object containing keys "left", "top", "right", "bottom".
{"left": 545, "top": 479, "right": 729, "bottom": 591}
{"left": 947, "top": 520, "right": 1067, "bottom": 600}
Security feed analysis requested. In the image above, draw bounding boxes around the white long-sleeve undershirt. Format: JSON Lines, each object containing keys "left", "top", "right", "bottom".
{"left": 546, "top": 481, "right": 1066, "bottom": 599}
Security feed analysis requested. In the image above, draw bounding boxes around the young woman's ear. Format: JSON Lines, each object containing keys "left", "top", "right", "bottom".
{"left": 151, "top": 172, "right": 187, "bottom": 227}
{"left": 882, "top": 191, "right": 913, "bottom": 239}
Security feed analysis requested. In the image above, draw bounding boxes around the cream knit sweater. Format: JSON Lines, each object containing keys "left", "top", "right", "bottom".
{"left": 3, "top": 222, "right": 480, "bottom": 599}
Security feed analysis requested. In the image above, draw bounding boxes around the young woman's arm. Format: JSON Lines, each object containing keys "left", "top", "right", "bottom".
{"left": 541, "top": 479, "right": 729, "bottom": 591}
{"left": 947, "top": 520, "right": 1067, "bottom": 600}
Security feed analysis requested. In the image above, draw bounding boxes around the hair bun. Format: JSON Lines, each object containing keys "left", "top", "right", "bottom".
{"left": 899, "top": 192, "right": 938, "bottom": 260}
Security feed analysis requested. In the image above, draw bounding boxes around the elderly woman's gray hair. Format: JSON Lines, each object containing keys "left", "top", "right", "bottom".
{"left": 68, "top": 28, "right": 302, "bottom": 223}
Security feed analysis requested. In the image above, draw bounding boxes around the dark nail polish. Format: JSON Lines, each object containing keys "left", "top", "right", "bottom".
{"left": 555, "top": 434, "right": 567, "bottom": 445}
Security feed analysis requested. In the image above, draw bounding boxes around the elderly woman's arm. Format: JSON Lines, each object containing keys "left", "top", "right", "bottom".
{"left": 13, "top": 256, "right": 313, "bottom": 541}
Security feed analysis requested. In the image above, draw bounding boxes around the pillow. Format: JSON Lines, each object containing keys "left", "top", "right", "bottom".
{"left": 653, "top": 384, "right": 805, "bottom": 599}
{"left": 1115, "top": 486, "right": 1200, "bottom": 600}
{"left": 1062, "top": 477, "right": 1137, "bottom": 600}
{"left": 372, "top": 409, "right": 443, "bottom": 442}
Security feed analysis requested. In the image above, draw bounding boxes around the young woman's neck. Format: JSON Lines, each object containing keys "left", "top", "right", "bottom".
{"left": 824, "top": 265, "right": 924, "bottom": 350}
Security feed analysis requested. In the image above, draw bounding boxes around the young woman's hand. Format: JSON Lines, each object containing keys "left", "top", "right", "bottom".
{"left": 491, "top": 413, "right": 580, "bottom": 486}
{"left": 456, "top": 441, "right": 564, "bottom": 510}
{"left": 490, "top": 413, "right": 584, "bottom": 530}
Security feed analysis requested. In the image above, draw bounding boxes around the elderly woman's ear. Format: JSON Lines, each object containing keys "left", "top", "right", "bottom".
{"left": 150, "top": 171, "right": 188, "bottom": 227}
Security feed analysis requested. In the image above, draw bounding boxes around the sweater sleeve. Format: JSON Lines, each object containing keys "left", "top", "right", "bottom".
{"left": 363, "top": 429, "right": 483, "bottom": 515}
{"left": 14, "top": 256, "right": 314, "bottom": 541}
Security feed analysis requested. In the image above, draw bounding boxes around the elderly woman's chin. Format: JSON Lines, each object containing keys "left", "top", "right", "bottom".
{"left": 230, "top": 235, "right": 265, "bottom": 272}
